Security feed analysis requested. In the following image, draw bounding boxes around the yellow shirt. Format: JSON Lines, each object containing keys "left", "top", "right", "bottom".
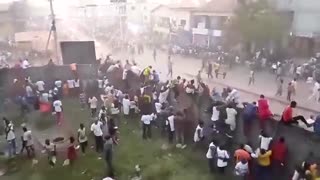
{"left": 143, "top": 67, "right": 151, "bottom": 77}
{"left": 258, "top": 151, "right": 272, "bottom": 166}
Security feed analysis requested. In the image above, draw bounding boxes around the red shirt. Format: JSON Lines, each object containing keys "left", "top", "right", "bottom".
{"left": 282, "top": 106, "right": 293, "bottom": 122}
{"left": 234, "top": 149, "right": 251, "bottom": 162}
{"left": 271, "top": 141, "right": 287, "bottom": 163}
{"left": 258, "top": 98, "right": 272, "bottom": 120}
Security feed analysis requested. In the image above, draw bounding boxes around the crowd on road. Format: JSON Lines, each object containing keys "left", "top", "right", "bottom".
{"left": 2, "top": 52, "right": 320, "bottom": 180}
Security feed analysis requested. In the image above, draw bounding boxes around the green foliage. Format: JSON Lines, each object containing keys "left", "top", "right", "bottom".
{"left": 229, "top": 0, "right": 288, "bottom": 47}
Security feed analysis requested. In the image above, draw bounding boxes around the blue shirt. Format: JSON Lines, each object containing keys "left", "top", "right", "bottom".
{"left": 243, "top": 104, "right": 257, "bottom": 121}
{"left": 314, "top": 115, "right": 320, "bottom": 135}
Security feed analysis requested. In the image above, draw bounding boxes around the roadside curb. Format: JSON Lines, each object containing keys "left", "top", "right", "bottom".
{"left": 184, "top": 73, "right": 319, "bottom": 114}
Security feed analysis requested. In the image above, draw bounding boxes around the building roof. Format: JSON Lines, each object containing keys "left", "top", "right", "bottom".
{"left": 152, "top": 0, "right": 237, "bottom": 14}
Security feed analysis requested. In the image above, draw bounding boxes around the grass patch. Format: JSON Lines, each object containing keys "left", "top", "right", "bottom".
{"left": 1, "top": 99, "right": 226, "bottom": 180}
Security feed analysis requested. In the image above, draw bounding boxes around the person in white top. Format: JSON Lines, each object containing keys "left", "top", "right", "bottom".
{"left": 88, "top": 96, "right": 98, "bottom": 117}
{"left": 74, "top": 79, "right": 80, "bottom": 95}
{"left": 5, "top": 119, "right": 16, "bottom": 157}
{"left": 216, "top": 146, "right": 230, "bottom": 174}
{"left": 22, "top": 127, "right": 35, "bottom": 158}
{"left": 54, "top": 79, "right": 62, "bottom": 88}
{"left": 308, "top": 81, "right": 320, "bottom": 101}
{"left": 225, "top": 105, "right": 238, "bottom": 135}
{"left": 35, "top": 80, "right": 45, "bottom": 92}
{"left": 78, "top": 123, "right": 88, "bottom": 154}
{"left": 90, "top": 120, "right": 103, "bottom": 153}
{"left": 234, "top": 159, "right": 249, "bottom": 177}
{"left": 291, "top": 78, "right": 297, "bottom": 95}
{"left": 22, "top": 59, "right": 30, "bottom": 69}
{"left": 159, "top": 86, "right": 170, "bottom": 104}
{"left": 211, "top": 106, "right": 220, "bottom": 132}
{"left": 122, "top": 95, "right": 130, "bottom": 116}
{"left": 166, "top": 114, "right": 175, "bottom": 143}
{"left": 155, "top": 100, "right": 162, "bottom": 114}
{"left": 53, "top": 99, "right": 63, "bottom": 125}
{"left": 206, "top": 140, "right": 217, "bottom": 173}
{"left": 141, "top": 113, "right": 155, "bottom": 139}
{"left": 67, "top": 79, "right": 75, "bottom": 96}
{"left": 25, "top": 85, "right": 33, "bottom": 97}
{"left": 194, "top": 121, "right": 204, "bottom": 142}
{"left": 226, "top": 88, "right": 240, "bottom": 104}
{"left": 259, "top": 131, "right": 273, "bottom": 150}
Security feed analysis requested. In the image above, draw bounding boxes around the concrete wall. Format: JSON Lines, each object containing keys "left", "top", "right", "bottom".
{"left": 152, "top": 6, "right": 191, "bottom": 31}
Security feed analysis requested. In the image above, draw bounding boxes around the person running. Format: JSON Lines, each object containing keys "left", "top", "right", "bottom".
{"left": 166, "top": 113, "right": 175, "bottom": 143}
{"left": 78, "top": 123, "right": 88, "bottom": 154}
{"left": 281, "top": 101, "right": 312, "bottom": 127}
{"left": 44, "top": 139, "right": 57, "bottom": 167}
{"left": 256, "top": 149, "right": 272, "bottom": 180}
{"left": 167, "top": 58, "right": 173, "bottom": 78}
{"left": 234, "top": 159, "right": 249, "bottom": 178}
{"left": 122, "top": 95, "right": 130, "bottom": 117}
{"left": 308, "top": 81, "right": 320, "bottom": 102}
{"left": 67, "top": 137, "right": 77, "bottom": 165}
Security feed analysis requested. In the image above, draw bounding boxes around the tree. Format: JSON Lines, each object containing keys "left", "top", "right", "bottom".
{"left": 227, "top": 0, "right": 289, "bottom": 51}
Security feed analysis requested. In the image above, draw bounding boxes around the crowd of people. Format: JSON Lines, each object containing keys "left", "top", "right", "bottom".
{"left": 2, "top": 54, "right": 320, "bottom": 180}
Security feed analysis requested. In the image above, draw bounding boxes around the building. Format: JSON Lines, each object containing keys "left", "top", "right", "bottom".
{"left": 271, "top": 0, "right": 320, "bottom": 55}
{"left": 151, "top": 0, "right": 238, "bottom": 47}
{"left": 0, "top": 3, "right": 14, "bottom": 41}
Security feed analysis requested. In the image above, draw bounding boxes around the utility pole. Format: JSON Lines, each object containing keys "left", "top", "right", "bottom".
{"left": 48, "top": 0, "right": 60, "bottom": 64}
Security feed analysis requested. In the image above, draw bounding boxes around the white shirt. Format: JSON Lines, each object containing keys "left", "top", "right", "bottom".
{"left": 55, "top": 80, "right": 62, "bottom": 88}
{"left": 206, "top": 142, "right": 216, "bottom": 159}
{"left": 313, "top": 82, "right": 320, "bottom": 93}
{"left": 40, "top": 93, "right": 49, "bottom": 102}
{"left": 226, "top": 89, "right": 240, "bottom": 103}
{"left": 194, "top": 125, "right": 204, "bottom": 142}
{"left": 35, "top": 81, "right": 45, "bottom": 91}
{"left": 167, "top": 115, "right": 175, "bottom": 131}
{"left": 6, "top": 123, "right": 15, "bottom": 141}
{"left": 67, "top": 80, "right": 75, "bottom": 88}
{"left": 122, "top": 70, "right": 128, "bottom": 80}
{"left": 26, "top": 85, "right": 33, "bottom": 97}
{"left": 211, "top": 106, "right": 220, "bottom": 121}
{"left": 259, "top": 135, "right": 273, "bottom": 150}
{"left": 90, "top": 122, "right": 103, "bottom": 137}
{"left": 88, "top": 97, "right": 98, "bottom": 109}
{"left": 98, "top": 79, "right": 103, "bottom": 88}
{"left": 159, "top": 89, "right": 169, "bottom": 104}
{"left": 141, "top": 114, "right": 155, "bottom": 125}
{"left": 155, "top": 102, "right": 162, "bottom": 114}
{"left": 235, "top": 161, "right": 249, "bottom": 176}
{"left": 23, "top": 130, "right": 33, "bottom": 146}
{"left": 74, "top": 79, "right": 80, "bottom": 88}
{"left": 225, "top": 108, "right": 237, "bottom": 125}
{"left": 22, "top": 60, "right": 30, "bottom": 69}
{"left": 296, "top": 66, "right": 302, "bottom": 75}
{"left": 78, "top": 128, "right": 88, "bottom": 143}
{"left": 216, "top": 147, "right": 229, "bottom": 167}
{"left": 131, "top": 65, "right": 141, "bottom": 75}
{"left": 53, "top": 100, "right": 62, "bottom": 112}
